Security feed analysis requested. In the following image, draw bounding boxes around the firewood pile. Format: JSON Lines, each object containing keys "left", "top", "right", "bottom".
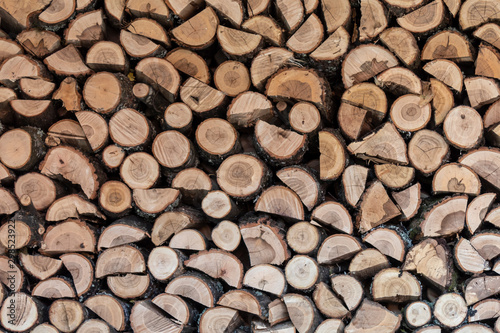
{"left": 1, "top": 0, "right": 500, "bottom": 332}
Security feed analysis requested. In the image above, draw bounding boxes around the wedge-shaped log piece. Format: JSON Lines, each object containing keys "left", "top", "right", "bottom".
{"left": 431, "top": 78, "right": 454, "bottom": 125}
{"left": 19, "top": 253, "right": 61, "bottom": 280}
{"left": 372, "top": 268, "right": 421, "bottom": 303}
{"left": 379, "top": 27, "right": 419, "bottom": 68}
{"left": 474, "top": 23, "right": 500, "bottom": 49}
{"left": 459, "top": 0, "right": 500, "bottom": 30}
{"left": 65, "top": 9, "right": 105, "bottom": 47}
{"left": 255, "top": 120, "right": 307, "bottom": 167}
{"left": 282, "top": 294, "right": 322, "bottom": 333}
{"left": 251, "top": 48, "right": 294, "bottom": 91}
{"left": 95, "top": 245, "right": 146, "bottom": 278}
{"left": 180, "top": 77, "right": 226, "bottom": 117}
{"left": 130, "top": 300, "right": 183, "bottom": 333}
{"left": 277, "top": 166, "right": 322, "bottom": 211}
{"left": 454, "top": 237, "right": 489, "bottom": 274}
{"left": 165, "top": 272, "right": 223, "bottom": 307}
{"left": 420, "top": 196, "right": 468, "bottom": 237}
{"left": 349, "top": 249, "right": 390, "bottom": 279}
{"left": 218, "top": 289, "right": 271, "bottom": 319}
{"left": 185, "top": 249, "right": 244, "bottom": 288}
{"left": 465, "top": 76, "right": 500, "bottom": 109}
{"left": 317, "top": 234, "right": 362, "bottom": 264}
{"left": 310, "top": 26, "right": 350, "bottom": 63}
{"left": 342, "top": 44, "right": 399, "bottom": 88}
{"left": 331, "top": 275, "right": 364, "bottom": 310}
{"left": 376, "top": 67, "right": 422, "bottom": 95}
{"left": 476, "top": 43, "right": 500, "bottom": 80}
{"left": 46, "top": 194, "right": 105, "bottom": 222}
{"left": 266, "top": 68, "right": 331, "bottom": 118}
{"left": 151, "top": 207, "right": 203, "bottom": 245}
{"left": 255, "top": 185, "right": 305, "bottom": 221}
{"left": 167, "top": 48, "right": 210, "bottom": 84}
{"left": 322, "top": 0, "right": 351, "bottom": 33}
{"left": 243, "top": 264, "right": 287, "bottom": 296}
{"left": 312, "top": 201, "right": 353, "bottom": 234}
{"left": 60, "top": 253, "right": 94, "bottom": 297}
{"left": 275, "top": 0, "right": 303, "bottom": 31}
{"left": 363, "top": 227, "right": 406, "bottom": 262}
{"left": 98, "top": 216, "right": 149, "bottom": 250}
{"left": 422, "top": 30, "right": 474, "bottom": 62}
{"left": 133, "top": 188, "right": 180, "bottom": 217}
{"left": 44, "top": 45, "right": 92, "bottom": 78}
{"left": 127, "top": 0, "right": 170, "bottom": 25}
{"left": 345, "top": 300, "right": 401, "bottom": 333}
{"left": 33, "top": 277, "right": 76, "bottom": 299}
{"left": 403, "top": 238, "right": 453, "bottom": 289}
{"left": 469, "top": 299, "right": 500, "bottom": 322}
{"left": 206, "top": 0, "right": 243, "bottom": 27}
{"left": 460, "top": 148, "right": 500, "bottom": 191}
{"left": 465, "top": 275, "right": 500, "bottom": 305}
{"left": 86, "top": 41, "right": 128, "bottom": 73}
{"left": 423, "top": 59, "right": 463, "bottom": 92}
{"left": 152, "top": 293, "right": 197, "bottom": 327}
{"left": 357, "top": 181, "right": 401, "bottom": 233}
{"left": 172, "top": 7, "right": 219, "bottom": 49}
{"left": 199, "top": 307, "right": 242, "bottom": 333}
{"left": 359, "top": 0, "right": 388, "bottom": 41}
{"left": 128, "top": 18, "right": 169, "bottom": 46}
{"left": 136, "top": 58, "right": 181, "bottom": 103}
{"left": 16, "top": 29, "right": 61, "bottom": 58}
{"left": 84, "top": 294, "right": 128, "bottom": 331}
{"left": 242, "top": 16, "right": 283, "bottom": 46}
{"left": 470, "top": 232, "right": 500, "bottom": 260}
{"left": 313, "top": 282, "right": 348, "bottom": 319}
{"left": 41, "top": 219, "right": 96, "bottom": 255}
{"left": 348, "top": 123, "right": 408, "bottom": 164}
{"left": 342, "top": 165, "right": 369, "bottom": 208}
{"left": 0, "top": 0, "right": 51, "bottom": 32}
{"left": 227, "top": 92, "right": 273, "bottom": 128}
{"left": 397, "top": 0, "right": 445, "bottom": 34}
{"left": 433, "top": 163, "right": 481, "bottom": 195}
{"left": 41, "top": 146, "right": 102, "bottom": 199}
{"left": 239, "top": 214, "right": 290, "bottom": 266}
{"left": 286, "top": 14, "right": 323, "bottom": 54}
{"left": 466, "top": 193, "right": 496, "bottom": 234}
{"left": 0, "top": 55, "right": 48, "bottom": 88}
{"left": 319, "top": 129, "right": 346, "bottom": 181}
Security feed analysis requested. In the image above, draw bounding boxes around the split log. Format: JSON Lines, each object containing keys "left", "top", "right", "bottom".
{"left": 135, "top": 57, "right": 181, "bottom": 103}
{"left": 311, "top": 201, "right": 353, "bottom": 234}
{"left": 397, "top": 0, "right": 445, "bottom": 34}
{"left": 349, "top": 248, "right": 390, "bottom": 279}
{"left": 312, "top": 282, "right": 348, "bottom": 319}
{"left": 474, "top": 23, "right": 500, "bottom": 50}
{"left": 180, "top": 77, "right": 226, "bottom": 118}
{"left": 317, "top": 234, "right": 362, "bottom": 264}
{"left": 45, "top": 194, "right": 105, "bottom": 222}
{"left": 170, "top": 229, "right": 207, "bottom": 251}
{"left": 408, "top": 130, "right": 449, "bottom": 176}
{"left": 171, "top": 167, "right": 212, "bottom": 205}
{"left": 151, "top": 207, "right": 203, "bottom": 246}
{"left": 130, "top": 300, "right": 182, "bottom": 333}
{"left": 53, "top": 77, "right": 82, "bottom": 112}
{"left": 242, "top": 16, "right": 283, "bottom": 46}
{"left": 322, "top": 0, "right": 351, "bottom": 33}
{"left": 286, "top": 14, "right": 323, "bottom": 54}
{"left": 166, "top": 48, "right": 210, "bottom": 84}
{"left": 379, "top": 27, "right": 419, "bottom": 68}
{"left": 372, "top": 268, "right": 421, "bottom": 303}
{"left": 363, "top": 227, "right": 406, "bottom": 261}
{"left": 16, "top": 29, "right": 61, "bottom": 58}
{"left": 40, "top": 219, "right": 96, "bottom": 255}
{"left": 227, "top": 92, "right": 273, "bottom": 128}
{"left": 433, "top": 163, "right": 481, "bottom": 195}
{"left": 454, "top": 237, "right": 489, "bottom": 274}
{"left": 49, "top": 299, "right": 87, "bottom": 332}
{"left": 19, "top": 253, "right": 61, "bottom": 280}
{"left": 199, "top": 307, "right": 242, "bottom": 333}
{"left": 243, "top": 264, "right": 287, "bottom": 296}
{"left": 466, "top": 193, "right": 496, "bottom": 234}
{"left": 464, "top": 76, "right": 500, "bottom": 109}
{"left": 459, "top": 0, "right": 500, "bottom": 30}
{"left": 282, "top": 294, "right": 322, "bottom": 333}
{"left": 83, "top": 294, "right": 129, "bottom": 331}
{"left": 359, "top": 0, "right": 387, "bottom": 41}
{"left": 44, "top": 45, "right": 92, "bottom": 78}
{"left": 376, "top": 67, "right": 422, "bottom": 95}
{"left": 250, "top": 47, "right": 294, "bottom": 91}
{"left": 60, "top": 253, "right": 94, "bottom": 296}
{"left": 165, "top": 272, "right": 223, "bottom": 307}
{"left": 75, "top": 111, "right": 108, "bottom": 152}
{"left": 64, "top": 9, "right": 105, "bottom": 47}
{"left": 424, "top": 59, "right": 463, "bottom": 92}
{"left": 345, "top": 300, "right": 401, "bottom": 333}
{"left": 421, "top": 30, "right": 474, "bottom": 62}
{"left": 86, "top": 41, "right": 128, "bottom": 73}
{"left": 171, "top": 7, "right": 219, "bottom": 50}
{"left": 357, "top": 181, "right": 401, "bottom": 233}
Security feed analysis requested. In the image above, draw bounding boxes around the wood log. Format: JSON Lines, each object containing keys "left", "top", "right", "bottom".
{"left": 171, "top": 7, "right": 218, "bottom": 49}
{"left": 433, "top": 163, "right": 481, "bottom": 195}
{"left": 345, "top": 300, "right": 401, "bottom": 333}
{"left": 459, "top": 0, "right": 500, "bottom": 30}
{"left": 317, "top": 234, "right": 362, "bottom": 264}
{"left": 434, "top": 293, "right": 468, "bottom": 329}
{"left": 53, "top": 77, "right": 82, "bottom": 112}
{"left": 464, "top": 76, "right": 500, "bottom": 109}
{"left": 84, "top": 294, "right": 129, "bottom": 331}
{"left": 422, "top": 30, "right": 474, "bottom": 62}
{"left": 466, "top": 192, "right": 496, "bottom": 234}
{"left": 349, "top": 248, "right": 390, "bottom": 279}
{"left": 49, "top": 299, "right": 87, "bottom": 332}
{"left": 242, "top": 16, "right": 283, "bottom": 46}
{"left": 243, "top": 264, "right": 287, "bottom": 296}
{"left": 130, "top": 300, "right": 182, "bottom": 333}
{"left": 86, "top": 41, "right": 128, "bottom": 73}
{"left": 282, "top": 294, "right": 322, "bottom": 333}
{"left": 0, "top": 293, "right": 44, "bottom": 332}
{"left": 311, "top": 201, "right": 353, "bottom": 234}
{"left": 409, "top": 129, "right": 449, "bottom": 176}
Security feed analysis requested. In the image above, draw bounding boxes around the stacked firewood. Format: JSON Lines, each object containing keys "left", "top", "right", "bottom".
{"left": 0, "top": 0, "right": 500, "bottom": 332}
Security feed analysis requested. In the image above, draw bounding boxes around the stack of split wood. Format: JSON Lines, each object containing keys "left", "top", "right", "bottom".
{"left": 2, "top": 0, "right": 500, "bottom": 332}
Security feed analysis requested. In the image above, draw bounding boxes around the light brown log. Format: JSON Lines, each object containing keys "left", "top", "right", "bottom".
{"left": 136, "top": 57, "right": 180, "bottom": 103}
{"left": 84, "top": 294, "right": 129, "bottom": 331}
{"left": 0, "top": 188, "right": 20, "bottom": 215}
{"left": 242, "top": 16, "right": 283, "bottom": 46}
{"left": 408, "top": 130, "right": 449, "bottom": 175}
{"left": 60, "top": 253, "right": 94, "bottom": 297}
{"left": 180, "top": 77, "right": 226, "bottom": 118}
{"left": 349, "top": 248, "right": 390, "bottom": 279}
{"left": 218, "top": 289, "right": 271, "bottom": 319}
{"left": 431, "top": 78, "right": 454, "bottom": 125}
{"left": 282, "top": 294, "right": 323, "bottom": 333}
{"left": 83, "top": 72, "right": 136, "bottom": 114}
{"left": 49, "top": 299, "right": 87, "bottom": 333}
{"left": 152, "top": 131, "right": 198, "bottom": 171}
{"left": 379, "top": 27, "right": 419, "bottom": 68}
{"left": 363, "top": 227, "right": 406, "bottom": 261}
{"left": 397, "top": 0, "right": 445, "bottom": 34}
{"left": 459, "top": 0, "right": 500, "bottom": 30}
{"left": 268, "top": 299, "right": 289, "bottom": 326}
{"left": 275, "top": 0, "right": 303, "bottom": 32}
{"left": 0, "top": 293, "right": 44, "bottom": 332}
{"left": 319, "top": 129, "right": 346, "bottom": 181}
{"left": 474, "top": 23, "right": 500, "bottom": 50}
{"left": 199, "top": 307, "right": 242, "bottom": 333}
{"left": 421, "top": 30, "right": 474, "bottom": 62}
{"left": 470, "top": 233, "right": 500, "bottom": 260}
{"left": 75, "top": 111, "right": 108, "bottom": 152}
{"left": 322, "top": 0, "right": 351, "bottom": 33}
{"left": 359, "top": 0, "right": 388, "bottom": 41}
{"left": 164, "top": 0, "right": 203, "bottom": 20}
{"left": 206, "top": 0, "right": 243, "bottom": 27}
{"left": 454, "top": 237, "right": 489, "bottom": 274}
{"left": 64, "top": 9, "right": 105, "bottom": 47}
{"left": 44, "top": 45, "right": 92, "bottom": 78}
{"left": 286, "top": 14, "right": 323, "bottom": 54}
{"left": 255, "top": 185, "right": 305, "bottom": 221}
{"left": 45, "top": 194, "right": 104, "bottom": 222}
{"left": 404, "top": 238, "right": 452, "bottom": 289}
{"left": 466, "top": 192, "right": 496, "bottom": 234}
{"left": 433, "top": 163, "right": 481, "bottom": 195}
{"left": 16, "top": 29, "right": 61, "bottom": 58}
{"left": 317, "top": 234, "right": 362, "bottom": 264}
{"left": 0, "top": 0, "right": 51, "bottom": 32}
{"left": 311, "top": 201, "right": 353, "bottom": 234}
{"left": 372, "top": 268, "right": 421, "bottom": 303}
{"left": 165, "top": 272, "right": 223, "bottom": 307}
{"left": 250, "top": 47, "right": 295, "bottom": 91}
{"left": 130, "top": 300, "right": 183, "bottom": 333}
{"left": 32, "top": 277, "right": 76, "bottom": 299}
{"left": 285, "top": 255, "right": 324, "bottom": 292}
{"left": 19, "top": 253, "right": 61, "bottom": 280}
{"left": 348, "top": 123, "right": 408, "bottom": 165}
{"left": 0, "top": 127, "right": 45, "bottom": 172}
{"left": 404, "top": 301, "right": 432, "bottom": 329}
{"left": 443, "top": 107, "right": 483, "bottom": 152}
{"left": 344, "top": 300, "right": 401, "bottom": 333}
{"left": 53, "top": 77, "right": 82, "bottom": 112}
{"left": 166, "top": 48, "right": 210, "bottom": 85}
{"left": 376, "top": 67, "right": 422, "bottom": 95}
{"left": 243, "top": 264, "right": 287, "bottom": 296}
{"left": 357, "top": 181, "right": 401, "bottom": 233}
{"left": 465, "top": 76, "right": 500, "bottom": 109}
{"left": 171, "top": 7, "right": 219, "bottom": 49}
{"left": 126, "top": 0, "right": 171, "bottom": 25}
{"left": 390, "top": 95, "right": 431, "bottom": 132}
{"left": 86, "top": 41, "right": 128, "bottom": 73}
{"left": 120, "top": 30, "right": 166, "bottom": 59}
{"left": 151, "top": 207, "right": 203, "bottom": 245}
{"left": 227, "top": 91, "right": 273, "bottom": 128}
{"left": 434, "top": 293, "right": 467, "bottom": 328}
{"left": 0, "top": 55, "right": 49, "bottom": 88}
{"left": 41, "top": 219, "right": 96, "bottom": 255}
